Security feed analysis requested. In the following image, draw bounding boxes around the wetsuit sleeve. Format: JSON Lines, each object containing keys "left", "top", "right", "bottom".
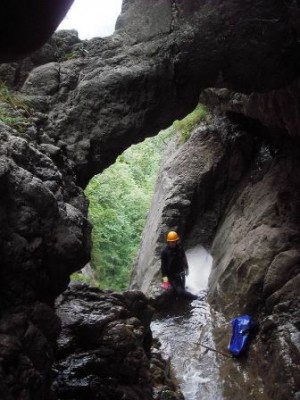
{"left": 161, "top": 249, "right": 168, "bottom": 277}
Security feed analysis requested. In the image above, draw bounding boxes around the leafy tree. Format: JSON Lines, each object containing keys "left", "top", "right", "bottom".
{"left": 85, "top": 128, "right": 174, "bottom": 291}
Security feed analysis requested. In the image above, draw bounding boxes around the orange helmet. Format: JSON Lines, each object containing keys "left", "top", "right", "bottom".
{"left": 167, "top": 231, "right": 179, "bottom": 242}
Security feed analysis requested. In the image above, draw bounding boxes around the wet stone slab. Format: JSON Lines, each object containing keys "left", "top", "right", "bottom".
{"left": 151, "top": 290, "right": 267, "bottom": 400}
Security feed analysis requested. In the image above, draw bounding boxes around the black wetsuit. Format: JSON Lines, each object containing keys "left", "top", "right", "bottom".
{"left": 161, "top": 243, "right": 197, "bottom": 300}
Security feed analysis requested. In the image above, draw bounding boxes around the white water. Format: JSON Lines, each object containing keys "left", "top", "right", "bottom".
{"left": 185, "top": 244, "right": 213, "bottom": 293}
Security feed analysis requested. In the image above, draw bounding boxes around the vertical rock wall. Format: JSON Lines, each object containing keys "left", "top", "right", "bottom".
{"left": 131, "top": 112, "right": 300, "bottom": 399}
{"left": 0, "top": 124, "right": 91, "bottom": 399}
{"left": 208, "top": 129, "right": 300, "bottom": 400}
{"left": 131, "top": 115, "right": 258, "bottom": 296}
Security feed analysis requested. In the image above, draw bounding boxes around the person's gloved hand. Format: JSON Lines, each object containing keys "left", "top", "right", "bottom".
{"left": 161, "top": 277, "right": 171, "bottom": 290}
{"left": 185, "top": 268, "right": 189, "bottom": 276}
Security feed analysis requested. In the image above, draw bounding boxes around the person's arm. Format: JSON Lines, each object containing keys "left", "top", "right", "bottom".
{"left": 161, "top": 250, "right": 171, "bottom": 289}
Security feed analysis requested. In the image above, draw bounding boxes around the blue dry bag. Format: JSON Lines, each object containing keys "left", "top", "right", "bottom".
{"left": 228, "top": 314, "right": 254, "bottom": 357}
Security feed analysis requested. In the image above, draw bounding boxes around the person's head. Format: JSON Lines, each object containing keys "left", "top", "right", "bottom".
{"left": 166, "top": 231, "right": 179, "bottom": 247}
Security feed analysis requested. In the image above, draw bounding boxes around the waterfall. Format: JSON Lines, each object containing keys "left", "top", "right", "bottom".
{"left": 185, "top": 245, "right": 213, "bottom": 293}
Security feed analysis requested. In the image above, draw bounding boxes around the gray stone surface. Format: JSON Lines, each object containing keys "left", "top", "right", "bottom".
{"left": 0, "top": 125, "right": 91, "bottom": 305}
{"left": 14, "top": 0, "right": 300, "bottom": 186}
{"left": 52, "top": 283, "right": 183, "bottom": 400}
{"left": 208, "top": 148, "right": 300, "bottom": 315}
{"left": 131, "top": 114, "right": 300, "bottom": 398}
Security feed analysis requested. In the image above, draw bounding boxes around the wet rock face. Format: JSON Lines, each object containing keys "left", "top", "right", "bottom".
{"left": 0, "top": 123, "right": 91, "bottom": 398}
{"left": 259, "top": 304, "right": 300, "bottom": 400}
{"left": 52, "top": 283, "right": 181, "bottom": 400}
{"left": 194, "top": 90, "right": 300, "bottom": 398}
{"left": 131, "top": 116, "right": 258, "bottom": 295}
{"left": 208, "top": 147, "right": 300, "bottom": 316}
{"left": 206, "top": 143, "right": 300, "bottom": 399}
{"left": 0, "top": 125, "right": 91, "bottom": 308}
{"left": 132, "top": 113, "right": 300, "bottom": 398}
{"left": 0, "top": 302, "right": 61, "bottom": 400}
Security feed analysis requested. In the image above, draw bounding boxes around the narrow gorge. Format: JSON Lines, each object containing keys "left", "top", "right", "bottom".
{"left": 0, "top": 0, "right": 299, "bottom": 399}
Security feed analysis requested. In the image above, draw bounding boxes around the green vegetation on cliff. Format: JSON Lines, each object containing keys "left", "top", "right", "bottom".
{"left": 174, "top": 104, "right": 209, "bottom": 144}
{"left": 0, "top": 81, "right": 31, "bottom": 133}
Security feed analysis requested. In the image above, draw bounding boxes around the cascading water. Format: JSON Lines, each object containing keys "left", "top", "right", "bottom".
{"left": 185, "top": 245, "right": 213, "bottom": 292}
{"left": 151, "top": 245, "right": 266, "bottom": 400}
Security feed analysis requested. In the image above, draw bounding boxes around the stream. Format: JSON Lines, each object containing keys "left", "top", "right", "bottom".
{"left": 151, "top": 245, "right": 267, "bottom": 400}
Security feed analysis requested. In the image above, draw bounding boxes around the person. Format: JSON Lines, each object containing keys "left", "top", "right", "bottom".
{"left": 160, "top": 231, "right": 198, "bottom": 300}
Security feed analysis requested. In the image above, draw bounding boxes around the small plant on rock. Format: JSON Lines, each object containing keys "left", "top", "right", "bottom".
{"left": 174, "top": 103, "right": 210, "bottom": 144}
{"left": 64, "top": 51, "right": 75, "bottom": 60}
{"left": 0, "top": 81, "right": 32, "bottom": 133}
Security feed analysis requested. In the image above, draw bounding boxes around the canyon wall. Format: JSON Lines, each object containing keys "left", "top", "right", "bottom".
{"left": 132, "top": 111, "right": 300, "bottom": 399}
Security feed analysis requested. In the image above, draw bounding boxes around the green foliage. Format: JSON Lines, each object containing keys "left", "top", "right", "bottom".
{"left": 0, "top": 81, "right": 25, "bottom": 109}
{"left": 64, "top": 51, "right": 75, "bottom": 60}
{"left": 70, "top": 272, "right": 100, "bottom": 287}
{"left": 0, "top": 109, "right": 29, "bottom": 132}
{"left": 0, "top": 81, "right": 31, "bottom": 133}
{"left": 173, "top": 104, "right": 209, "bottom": 144}
{"left": 85, "top": 128, "right": 174, "bottom": 291}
